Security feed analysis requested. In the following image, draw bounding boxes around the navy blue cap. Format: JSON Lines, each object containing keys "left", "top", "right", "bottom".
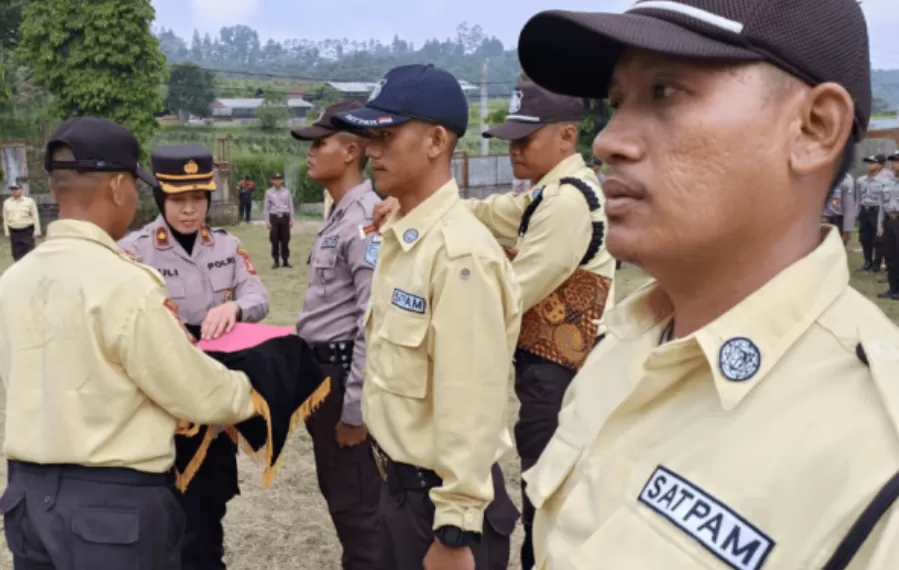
{"left": 332, "top": 64, "right": 469, "bottom": 136}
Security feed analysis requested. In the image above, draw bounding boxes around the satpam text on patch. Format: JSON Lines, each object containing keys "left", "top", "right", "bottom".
{"left": 391, "top": 289, "right": 426, "bottom": 314}
{"left": 638, "top": 466, "right": 774, "bottom": 570}
{"left": 321, "top": 236, "right": 339, "bottom": 249}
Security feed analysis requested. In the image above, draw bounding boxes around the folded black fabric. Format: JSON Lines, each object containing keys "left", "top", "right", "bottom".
{"left": 174, "top": 325, "right": 330, "bottom": 491}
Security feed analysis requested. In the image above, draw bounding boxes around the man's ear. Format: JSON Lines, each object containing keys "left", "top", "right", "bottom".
{"left": 427, "top": 126, "right": 451, "bottom": 160}
{"left": 109, "top": 174, "right": 127, "bottom": 207}
{"left": 559, "top": 123, "right": 579, "bottom": 147}
{"left": 789, "top": 82, "right": 854, "bottom": 177}
{"left": 344, "top": 140, "right": 360, "bottom": 166}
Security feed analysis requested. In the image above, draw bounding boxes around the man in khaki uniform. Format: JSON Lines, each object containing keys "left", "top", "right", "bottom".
{"left": 374, "top": 80, "right": 616, "bottom": 570}
{"left": 0, "top": 117, "right": 260, "bottom": 569}
{"left": 3, "top": 183, "right": 41, "bottom": 261}
{"left": 516, "top": 0, "right": 899, "bottom": 568}
{"left": 334, "top": 63, "right": 522, "bottom": 570}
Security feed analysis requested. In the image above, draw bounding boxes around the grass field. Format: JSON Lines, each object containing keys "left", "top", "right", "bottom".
{"left": 0, "top": 222, "right": 895, "bottom": 568}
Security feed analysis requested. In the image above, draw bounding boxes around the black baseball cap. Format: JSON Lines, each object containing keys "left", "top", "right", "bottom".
{"left": 291, "top": 101, "right": 364, "bottom": 141}
{"left": 271, "top": 172, "right": 283, "bottom": 180}
{"left": 889, "top": 151, "right": 899, "bottom": 162}
{"left": 8, "top": 183, "right": 21, "bottom": 190}
{"left": 151, "top": 144, "right": 216, "bottom": 194}
{"left": 332, "top": 64, "right": 469, "bottom": 136}
{"left": 518, "top": 0, "right": 871, "bottom": 136}
{"left": 863, "top": 154, "right": 887, "bottom": 164}
{"left": 44, "top": 117, "right": 158, "bottom": 186}
{"left": 484, "top": 81, "right": 584, "bottom": 141}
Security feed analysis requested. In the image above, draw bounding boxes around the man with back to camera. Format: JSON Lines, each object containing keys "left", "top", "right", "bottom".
{"left": 514, "top": 0, "right": 899, "bottom": 567}
{"left": 0, "top": 117, "right": 263, "bottom": 569}
{"left": 332, "top": 63, "right": 522, "bottom": 570}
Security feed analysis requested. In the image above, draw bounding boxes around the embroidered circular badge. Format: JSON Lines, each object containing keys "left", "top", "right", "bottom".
{"left": 718, "top": 337, "right": 761, "bottom": 382}
{"left": 403, "top": 229, "right": 419, "bottom": 243}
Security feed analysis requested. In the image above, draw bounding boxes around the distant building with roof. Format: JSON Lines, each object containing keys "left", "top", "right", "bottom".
{"left": 210, "top": 97, "right": 314, "bottom": 125}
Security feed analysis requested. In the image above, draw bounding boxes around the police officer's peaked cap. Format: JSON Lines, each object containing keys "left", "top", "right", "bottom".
{"left": 151, "top": 144, "right": 216, "bottom": 194}
{"left": 484, "top": 81, "right": 584, "bottom": 141}
{"left": 331, "top": 64, "right": 469, "bottom": 136}
{"left": 518, "top": 0, "right": 872, "bottom": 137}
{"left": 45, "top": 116, "right": 158, "bottom": 187}
{"left": 291, "top": 100, "right": 365, "bottom": 141}
{"left": 8, "top": 183, "right": 21, "bottom": 190}
{"left": 863, "top": 154, "right": 887, "bottom": 164}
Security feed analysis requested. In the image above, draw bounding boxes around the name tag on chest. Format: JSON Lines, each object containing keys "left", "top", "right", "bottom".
{"left": 639, "top": 466, "right": 775, "bottom": 570}
{"left": 321, "top": 236, "right": 339, "bottom": 249}
{"left": 391, "top": 288, "right": 426, "bottom": 314}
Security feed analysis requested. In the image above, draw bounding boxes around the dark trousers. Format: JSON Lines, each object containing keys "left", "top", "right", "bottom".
{"left": 379, "top": 461, "right": 518, "bottom": 570}
{"left": 1, "top": 460, "right": 184, "bottom": 570}
{"left": 859, "top": 207, "right": 883, "bottom": 268}
{"left": 883, "top": 217, "right": 899, "bottom": 293}
{"left": 9, "top": 226, "right": 35, "bottom": 262}
{"left": 269, "top": 214, "right": 290, "bottom": 262}
{"left": 306, "top": 363, "right": 385, "bottom": 569}
{"left": 176, "top": 435, "right": 239, "bottom": 570}
{"left": 513, "top": 350, "right": 576, "bottom": 570}
{"left": 238, "top": 196, "right": 252, "bottom": 223}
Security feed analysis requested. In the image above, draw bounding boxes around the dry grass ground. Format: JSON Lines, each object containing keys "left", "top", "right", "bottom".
{"left": 0, "top": 224, "right": 894, "bottom": 569}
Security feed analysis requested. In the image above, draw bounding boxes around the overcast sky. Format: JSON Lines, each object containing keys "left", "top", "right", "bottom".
{"left": 151, "top": 0, "right": 899, "bottom": 70}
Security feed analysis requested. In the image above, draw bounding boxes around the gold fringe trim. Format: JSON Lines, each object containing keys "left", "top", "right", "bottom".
{"left": 253, "top": 376, "right": 331, "bottom": 489}
{"left": 172, "top": 376, "right": 332, "bottom": 492}
{"left": 173, "top": 424, "right": 218, "bottom": 493}
{"left": 175, "top": 420, "right": 201, "bottom": 437}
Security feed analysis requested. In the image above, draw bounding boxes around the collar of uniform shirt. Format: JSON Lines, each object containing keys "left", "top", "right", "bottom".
{"left": 382, "top": 179, "right": 460, "bottom": 252}
{"left": 327, "top": 179, "right": 373, "bottom": 222}
{"left": 46, "top": 219, "right": 122, "bottom": 254}
{"left": 603, "top": 226, "right": 850, "bottom": 410}
{"left": 531, "top": 153, "right": 586, "bottom": 190}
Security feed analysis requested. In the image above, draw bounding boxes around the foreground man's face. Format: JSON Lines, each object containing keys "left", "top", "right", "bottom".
{"left": 594, "top": 50, "right": 788, "bottom": 268}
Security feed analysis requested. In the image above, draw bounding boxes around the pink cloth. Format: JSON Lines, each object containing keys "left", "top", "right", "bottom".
{"left": 196, "top": 322, "right": 296, "bottom": 353}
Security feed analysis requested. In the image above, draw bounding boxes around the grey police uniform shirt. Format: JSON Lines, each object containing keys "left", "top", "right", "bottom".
{"left": 878, "top": 178, "right": 899, "bottom": 234}
{"left": 822, "top": 173, "right": 856, "bottom": 232}
{"left": 857, "top": 170, "right": 893, "bottom": 209}
{"left": 263, "top": 187, "right": 295, "bottom": 221}
{"left": 296, "top": 180, "right": 380, "bottom": 427}
{"left": 118, "top": 215, "right": 269, "bottom": 326}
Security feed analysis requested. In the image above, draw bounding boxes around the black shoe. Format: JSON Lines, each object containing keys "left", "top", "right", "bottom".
{"left": 872, "top": 266, "right": 883, "bottom": 273}
{"left": 858, "top": 263, "right": 871, "bottom": 271}
{"left": 878, "top": 290, "right": 894, "bottom": 299}
{"left": 272, "top": 260, "right": 280, "bottom": 269}
{"left": 282, "top": 260, "right": 293, "bottom": 268}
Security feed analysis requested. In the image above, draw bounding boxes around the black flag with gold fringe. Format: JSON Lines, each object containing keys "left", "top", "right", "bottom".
{"left": 175, "top": 324, "right": 330, "bottom": 492}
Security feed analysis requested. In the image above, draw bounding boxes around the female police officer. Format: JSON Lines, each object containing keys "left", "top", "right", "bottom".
{"left": 119, "top": 143, "right": 269, "bottom": 570}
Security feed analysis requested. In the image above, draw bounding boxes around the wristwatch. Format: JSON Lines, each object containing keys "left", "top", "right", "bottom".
{"left": 434, "top": 526, "right": 480, "bottom": 549}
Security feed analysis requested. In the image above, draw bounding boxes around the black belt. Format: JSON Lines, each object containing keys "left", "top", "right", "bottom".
{"left": 9, "top": 460, "right": 174, "bottom": 487}
{"left": 888, "top": 214, "right": 899, "bottom": 221}
{"left": 311, "top": 340, "right": 354, "bottom": 371}
{"left": 371, "top": 441, "right": 442, "bottom": 491}
{"left": 863, "top": 205, "right": 879, "bottom": 211}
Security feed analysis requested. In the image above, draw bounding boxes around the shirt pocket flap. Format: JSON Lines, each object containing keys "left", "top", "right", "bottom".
{"left": 210, "top": 270, "right": 234, "bottom": 293}
{"left": 379, "top": 308, "right": 429, "bottom": 348}
{"left": 524, "top": 433, "right": 584, "bottom": 510}
{"left": 313, "top": 249, "right": 338, "bottom": 269}
{"left": 166, "top": 279, "right": 186, "bottom": 299}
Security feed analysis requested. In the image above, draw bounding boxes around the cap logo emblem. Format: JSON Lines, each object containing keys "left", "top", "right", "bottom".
{"left": 508, "top": 90, "right": 523, "bottom": 114}
{"left": 184, "top": 160, "right": 199, "bottom": 175}
{"left": 368, "top": 79, "right": 386, "bottom": 103}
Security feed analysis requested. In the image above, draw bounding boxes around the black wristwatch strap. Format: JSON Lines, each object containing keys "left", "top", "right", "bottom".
{"left": 435, "top": 526, "right": 480, "bottom": 549}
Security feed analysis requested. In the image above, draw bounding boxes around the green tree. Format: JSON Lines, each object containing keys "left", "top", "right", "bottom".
{"left": 17, "top": 0, "right": 167, "bottom": 148}
{"left": 256, "top": 89, "right": 289, "bottom": 131}
{"left": 166, "top": 62, "right": 216, "bottom": 121}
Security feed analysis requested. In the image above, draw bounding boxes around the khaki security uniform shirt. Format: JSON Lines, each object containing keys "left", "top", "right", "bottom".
{"left": 3, "top": 195, "right": 41, "bottom": 236}
{"left": 526, "top": 227, "right": 899, "bottom": 570}
{"left": 465, "top": 153, "right": 616, "bottom": 313}
{"left": 118, "top": 215, "right": 269, "bottom": 326}
{"left": 363, "top": 179, "right": 522, "bottom": 532}
{"left": 0, "top": 220, "right": 256, "bottom": 473}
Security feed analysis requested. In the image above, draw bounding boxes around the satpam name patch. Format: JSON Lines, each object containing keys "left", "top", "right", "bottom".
{"left": 638, "top": 466, "right": 774, "bottom": 570}
{"left": 391, "top": 288, "right": 426, "bottom": 314}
